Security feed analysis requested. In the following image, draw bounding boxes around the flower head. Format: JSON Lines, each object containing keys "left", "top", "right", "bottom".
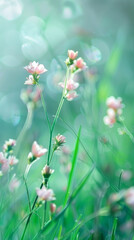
{"left": 24, "top": 61, "right": 47, "bottom": 75}
{"left": 125, "top": 187, "right": 134, "bottom": 209}
{"left": 104, "top": 96, "right": 124, "bottom": 127}
{"left": 66, "top": 91, "right": 78, "bottom": 101}
{"left": 32, "top": 141, "right": 48, "bottom": 158}
{"left": 24, "top": 75, "right": 35, "bottom": 85}
{"left": 8, "top": 156, "right": 19, "bottom": 166}
{"left": 74, "top": 57, "right": 86, "bottom": 70}
{"left": 36, "top": 186, "right": 55, "bottom": 201}
{"left": 59, "top": 79, "right": 79, "bottom": 91}
{"left": 50, "top": 203, "right": 56, "bottom": 214}
{"left": 42, "top": 165, "right": 54, "bottom": 178}
{"left": 3, "top": 139, "right": 16, "bottom": 153}
{"left": 53, "top": 134, "right": 66, "bottom": 151}
{"left": 68, "top": 50, "right": 78, "bottom": 60}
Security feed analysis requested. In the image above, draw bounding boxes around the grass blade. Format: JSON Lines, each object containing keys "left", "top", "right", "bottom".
{"left": 111, "top": 218, "right": 118, "bottom": 240}
{"left": 64, "top": 127, "right": 81, "bottom": 206}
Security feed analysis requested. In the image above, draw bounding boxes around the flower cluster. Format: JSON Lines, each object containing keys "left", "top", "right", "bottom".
{"left": 28, "top": 141, "right": 48, "bottom": 164}
{"left": 21, "top": 86, "right": 42, "bottom": 109}
{"left": 53, "top": 134, "right": 66, "bottom": 151}
{"left": 103, "top": 96, "right": 124, "bottom": 127}
{"left": 0, "top": 139, "right": 18, "bottom": 175}
{"left": 24, "top": 61, "right": 47, "bottom": 85}
{"left": 65, "top": 50, "right": 86, "bottom": 72}
{"left": 59, "top": 50, "right": 87, "bottom": 101}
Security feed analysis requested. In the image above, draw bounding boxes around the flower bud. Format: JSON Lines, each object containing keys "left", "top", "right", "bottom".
{"left": 50, "top": 203, "right": 56, "bottom": 214}
{"left": 68, "top": 50, "right": 78, "bottom": 60}
{"left": 53, "top": 134, "right": 66, "bottom": 151}
{"left": 42, "top": 165, "right": 54, "bottom": 179}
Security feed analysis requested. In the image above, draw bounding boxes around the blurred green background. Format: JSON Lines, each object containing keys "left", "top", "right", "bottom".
{"left": 1, "top": 0, "right": 134, "bottom": 239}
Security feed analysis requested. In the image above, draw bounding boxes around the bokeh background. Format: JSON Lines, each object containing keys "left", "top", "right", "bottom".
{"left": 1, "top": 0, "right": 134, "bottom": 239}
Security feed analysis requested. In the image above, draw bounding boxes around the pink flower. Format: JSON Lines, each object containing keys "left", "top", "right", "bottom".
{"left": 24, "top": 61, "right": 47, "bottom": 75}
{"left": 103, "top": 115, "right": 116, "bottom": 127}
{"left": 66, "top": 91, "right": 78, "bottom": 101}
{"left": 50, "top": 203, "right": 56, "bottom": 213}
{"left": 74, "top": 58, "right": 86, "bottom": 69}
{"left": 36, "top": 186, "right": 55, "bottom": 201}
{"left": 68, "top": 50, "right": 78, "bottom": 60}
{"left": 125, "top": 187, "right": 134, "bottom": 208}
{"left": 3, "top": 139, "right": 16, "bottom": 152}
{"left": 24, "top": 75, "right": 35, "bottom": 85}
{"left": 59, "top": 79, "right": 79, "bottom": 91}
{"left": 42, "top": 165, "right": 54, "bottom": 177}
{"left": 106, "top": 96, "right": 122, "bottom": 110}
{"left": 55, "top": 134, "right": 66, "bottom": 144}
{"left": 1, "top": 160, "right": 9, "bottom": 173}
{"left": 0, "top": 152, "right": 6, "bottom": 164}
{"left": 9, "top": 175, "right": 20, "bottom": 192}
{"left": 32, "top": 141, "right": 48, "bottom": 158}
{"left": 8, "top": 156, "right": 19, "bottom": 166}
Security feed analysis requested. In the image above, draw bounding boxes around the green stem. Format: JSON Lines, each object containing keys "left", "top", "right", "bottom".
{"left": 47, "top": 67, "right": 69, "bottom": 165}
{"left": 21, "top": 183, "right": 43, "bottom": 240}
{"left": 23, "top": 176, "right": 31, "bottom": 212}
{"left": 120, "top": 120, "right": 134, "bottom": 143}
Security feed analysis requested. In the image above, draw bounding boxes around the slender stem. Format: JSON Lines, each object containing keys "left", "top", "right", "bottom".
{"left": 124, "top": 125, "right": 134, "bottom": 143}
{"left": 21, "top": 183, "right": 43, "bottom": 240}
{"left": 120, "top": 120, "right": 134, "bottom": 143}
{"left": 23, "top": 176, "right": 31, "bottom": 212}
{"left": 47, "top": 67, "right": 69, "bottom": 165}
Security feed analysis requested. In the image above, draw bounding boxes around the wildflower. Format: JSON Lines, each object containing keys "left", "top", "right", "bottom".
{"left": 24, "top": 75, "right": 35, "bottom": 85}
{"left": 32, "top": 141, "right": 48, "bottom": 158}
{"left": 125, "top": 187, "right": 134, "bottom": 209}
{"left": 24, "top": 61, "right": 47, "bottom": 75}
{"left": 50, "top": 203, "right": 56, "bottom": 214}
{"left": 68, "top": 50, "right": 78, "bottom": 60}
{"left": 9, "top": 175, "right": 20, "bottom": 192}
{"left": 36, "top": 186, "right": 55, "bottom": 201}
{"left": 53, "top": 134, "right": 66, "bottom": 151}
{"left": 55, "top": 134, "right": 66, "bottom": 144}
{"left": 28, "top": 141, "right": 48, "bottom": 163}
{"left": 104, "top": 96, "right": 124, "bottom": 127}
{"left": 59, "top": 79, "right": 79, "bottom": 91}
{"left": 66, "top": 91, "right": 78, "bottom": 101}
{"left": 106, "top": 96, "right": 123, "bottom": 110}
{"left": 122, "top": 170, "right": 132, "bottom": 181}
{"left": 74, "top": 57, "right": 86, "bottom": 70}
{"left": 0, "top": 152, "right": 6, "bottom": 164}
{"left": 3, "top": 139, "right": 16, "bottom": 153}
{"left": 8, "top": 156, "right": 19, "bottom": 166}
{"left": 42, "top": 165, "right": 54, "bottom": 179}
{"left": 1, "top": 159, "right": 9, "bottom": 173}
